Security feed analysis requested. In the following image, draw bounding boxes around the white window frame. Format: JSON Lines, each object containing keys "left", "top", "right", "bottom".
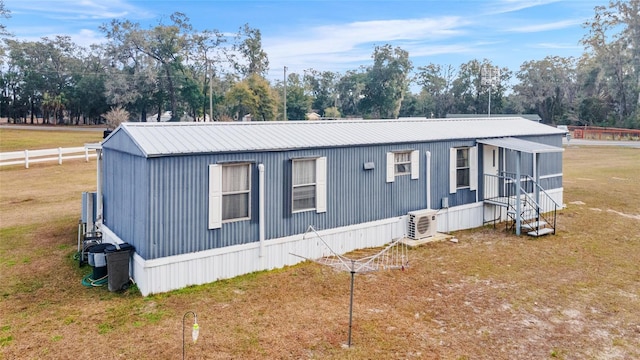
{"left": 394, "top": 151, "right": 412, "bottom": 176}
{"left": 457, "top": 148, "right": 471, "bottom": 188}
{"left": 386, "top": 150, "right": 419, "bottom": 183}
{"left": 292, "top": 157, "right": 327, "bottom": 213}
{"left": 221, "top": 163, "right": 251, "bottom": 223}
{"left": 208, "top": 163, "right": 252, "bottom": 229}
{"left": 449, "top": 146, "right": 477, "bottom": 194}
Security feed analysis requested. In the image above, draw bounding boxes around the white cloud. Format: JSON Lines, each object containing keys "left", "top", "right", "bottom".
{"left": 487, "top": 0, "right": 562, "bottom": 15}
{"left": 73, "top": 28, "right": 108, "bottom": 47}
{"left": 260, "top": 15, "right": 492, "bottom": 84}
{"left": 6, "top": 0, "right": 152, "bottom": 20}
{"left": 532, "top": 42, "right": 582, "bottom": 50}
{"left": 508, "top": 19, "right": 583, "bottom": 33}
{"left": 8, "top": 24, "right": 107, "bottom": 47}
{"left": 314, "top": 16, "right": 467, "bottom": 44}
{"left": 264, "top": 16, "right": 471, "bottom": 71}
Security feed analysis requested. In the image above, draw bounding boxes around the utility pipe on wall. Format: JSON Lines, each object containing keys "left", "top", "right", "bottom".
{"left": 425, "top": 151, "right": 431, "bottom": 209}
{"left": 258, "top": 164, "right": 265, "bottom": 258}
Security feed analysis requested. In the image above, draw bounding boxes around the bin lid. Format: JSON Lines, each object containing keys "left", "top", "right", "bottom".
{"left": 88, "top": 243, "right": 111, "bottom": 254}
{"left": 105, "top": 243, "right": 135, "bottom": 253}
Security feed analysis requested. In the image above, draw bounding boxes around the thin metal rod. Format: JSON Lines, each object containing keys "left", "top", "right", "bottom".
{"left": 348, "top": 260, "right": 355, "bottom": 347}
{"left": 183, "top": 311, "right": 196, "bottom": 360}
{"left": 488, "top": 85, "right": 491, "bottom": 117}
{"left": 209, "top": 66, "right": 213, "bottom": 122}
{"left": 283, "top": 66, "right": 287, "bottom": 121}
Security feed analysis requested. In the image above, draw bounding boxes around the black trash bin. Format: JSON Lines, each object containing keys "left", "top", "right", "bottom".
{"left": 87, "top": 243, "right": 110, "bottom": 280}
{"left": 105, "top": 243, "right": 135, "bottom": 292}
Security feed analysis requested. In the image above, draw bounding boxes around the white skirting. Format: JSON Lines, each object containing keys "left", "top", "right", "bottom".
{"left": 99, "top": 191, "right": 562, "bottom": 296}
{"left": 435, "top": 202, "right": 485, "bottom": 233}
{"left": 102, "top": 216, "right": 408, "bottom": 296}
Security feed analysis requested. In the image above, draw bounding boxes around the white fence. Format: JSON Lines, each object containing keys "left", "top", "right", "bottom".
{"left": 0, "top": 146, "right": 97, "bottom": 168}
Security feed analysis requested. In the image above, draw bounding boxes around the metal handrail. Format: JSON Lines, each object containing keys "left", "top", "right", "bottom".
{"left": 483, "top": 172, "right": 557, "bottom": 235}
{"left": 522, "top": 174, "right": 562, "bottom": 208}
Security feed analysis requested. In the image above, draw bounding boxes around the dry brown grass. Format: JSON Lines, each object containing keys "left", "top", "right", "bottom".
{"left": 1, "top": 143, "right": 639, "bottom": 360}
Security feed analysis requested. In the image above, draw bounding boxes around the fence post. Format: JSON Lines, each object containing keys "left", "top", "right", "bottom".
{"left": 24, "top": 149, "right": 29, "bottom": 169}
{"left": 85, "top": 147, "right": 89, "bottom": 162}
{"left": 58, "top": 147, "right": 63, "bottom": 165}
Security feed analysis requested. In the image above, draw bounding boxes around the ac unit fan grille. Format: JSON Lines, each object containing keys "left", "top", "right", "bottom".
{"left": 416, "top": 216, "right": 432, "bottom": 235}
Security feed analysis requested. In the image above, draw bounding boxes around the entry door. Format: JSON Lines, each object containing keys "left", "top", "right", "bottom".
{"left": 483, "top": 145, "right": 499, "bottom": 198}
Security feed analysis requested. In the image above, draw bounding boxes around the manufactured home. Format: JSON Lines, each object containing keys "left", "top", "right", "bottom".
{"left": 90, "top": 117, "right": 565, "bottom": 296}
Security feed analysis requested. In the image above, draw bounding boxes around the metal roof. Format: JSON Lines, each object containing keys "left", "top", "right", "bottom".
{"left": 445, "top": 113, "right": 542, "bottom": 121}
{"left": 476, "top": 137, "right": 564, "bottom": 154}
{"left": 107, "top": 117, "right": 565, "bottom": 157}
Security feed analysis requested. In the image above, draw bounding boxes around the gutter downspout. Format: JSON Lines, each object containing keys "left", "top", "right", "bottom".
{"left": 425, "top": 151, "right": 431, "bottom": 209}
{"left": 258, "top": 164, "right": 265, "bottom": 258}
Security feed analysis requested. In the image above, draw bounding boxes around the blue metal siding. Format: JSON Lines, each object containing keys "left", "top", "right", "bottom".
{"left": 103, "top": 133, "right": 563, "bottom": 260}
{"left": 102, "top": 129, "right": 145, "bottom": 157}
{"left": 146, "top": 154, "right": 260, "bottom": 259}
{"left": 261, "top": 140, "right": 478, "bottom": 238}
{"left": 103, "top": 150, "right": 149, "bottom": 257}
{"left": 503, "top": 135, "right": 563, "bottom": 184}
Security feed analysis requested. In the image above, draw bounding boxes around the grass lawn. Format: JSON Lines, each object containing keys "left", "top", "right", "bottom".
{"left": 0, "top": 128, "right": 103, "bottom": 152}
{"left": 1, "top": 133, "right": 639, "bottom": 359}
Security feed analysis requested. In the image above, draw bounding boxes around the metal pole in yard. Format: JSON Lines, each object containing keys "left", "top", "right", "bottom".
{"left": 487, "top": 85, "right": 491, "bottom": 117}
{"left": 283, "top": 66, "right": 287, "bottom": 121}
{"left": 348, "top": 260, "right": 355, "bottom": 347}
{"left": 209, "top": 64, "right": 214, "bottom": 122}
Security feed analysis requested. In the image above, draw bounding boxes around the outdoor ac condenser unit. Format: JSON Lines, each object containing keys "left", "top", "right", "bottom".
{"left": 408, "top": 209, "right": 438, "bottom": 240}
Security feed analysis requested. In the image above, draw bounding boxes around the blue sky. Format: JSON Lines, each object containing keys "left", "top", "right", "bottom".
{"left": 4, "top": 0, "right": 600, "bottom": 83}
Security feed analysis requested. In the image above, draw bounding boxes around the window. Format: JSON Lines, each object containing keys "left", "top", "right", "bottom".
{"left": 449, "top": 146, "right": 477, "bottom": 194}
{"left": 208, "top": 163, "right": 251, "bottom": 229}
{"left": 291, "top": 157, "right": 327, "bottom": 213}
{"left": 394, "top": 152, "right": 411, "bottom": 175}
{"left": 386, "top": 150, "right": 419, "bottom": 182}
{"left": 221, "top": 164, "right": 250, "bottom": 221}
{"left": 292, "top": 159, "right": 316, "bottom": 211}
{"left": 456, "top": 148, "right": 470, "bottom": 188}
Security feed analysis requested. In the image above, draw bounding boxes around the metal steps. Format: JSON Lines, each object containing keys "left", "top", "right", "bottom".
{"left": 522, "top": 220, "right": 554, "bottom": 237}
{"left": 521, "top": 221, "right": 547, "bottom": 231}
{"left": 527, "top": 227, "right": 555, "bottom": 237}
{"left": 483, "top": 173, "right": 558, "bottom": 237}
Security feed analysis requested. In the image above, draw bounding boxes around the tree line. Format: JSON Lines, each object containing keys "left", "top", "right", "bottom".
{"left": 0, "top": 0, "right": 638, "bottom": 128}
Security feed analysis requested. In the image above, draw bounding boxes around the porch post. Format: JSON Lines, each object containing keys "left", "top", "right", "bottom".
{"left": 515, "top": 151, "right": 521, "bottom": 235}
